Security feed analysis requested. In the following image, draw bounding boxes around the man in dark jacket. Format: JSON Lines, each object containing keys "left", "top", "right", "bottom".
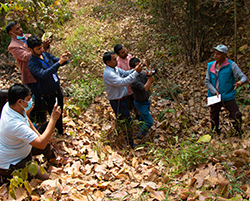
{"left": 205, "top": 44, "right": 248, "bottom": 135}
{"left": 27, "top": 35, "right": 70, "bottom": 135}
{"left": 129, "top": 57, "right": 154, "bottom": 139}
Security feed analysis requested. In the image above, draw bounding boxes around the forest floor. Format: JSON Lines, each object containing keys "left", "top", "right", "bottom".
{"left": 0, "top": 0, "right": 250, "bottom": 200}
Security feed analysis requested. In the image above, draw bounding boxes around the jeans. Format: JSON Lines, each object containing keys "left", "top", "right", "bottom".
{"left": 134, "top": 100, "right": 153, "bottom": 137}
{"left": 110, "top": 98, "right": 134, "bottom": 146}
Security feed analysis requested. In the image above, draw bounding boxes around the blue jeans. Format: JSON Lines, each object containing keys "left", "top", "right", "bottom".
{"left": 134, "top": 100, "right": 153, "bottom": 137}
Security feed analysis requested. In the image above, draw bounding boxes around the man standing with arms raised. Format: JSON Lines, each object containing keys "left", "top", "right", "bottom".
{"left": 103, "top": 51, "right": 142, "bottom": 148}
{"left": 6, "top": 21, "right": 51, "bottom": 124}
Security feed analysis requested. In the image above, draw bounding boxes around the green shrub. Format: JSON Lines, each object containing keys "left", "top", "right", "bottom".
{"left": 0, "top": 0, "right": 72, "bottom": 53}
{"left": 65, "top": 75, "right": 105, "bottom": 117}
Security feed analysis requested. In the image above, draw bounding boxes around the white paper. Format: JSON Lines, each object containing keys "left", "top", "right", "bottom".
{"left": 207, "top": 94, "right": 221, "bottom": 106}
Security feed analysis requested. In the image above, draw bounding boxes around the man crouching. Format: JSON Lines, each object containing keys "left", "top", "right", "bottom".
{"left": 0, "top": 83, "right": 61, "bottom": 181}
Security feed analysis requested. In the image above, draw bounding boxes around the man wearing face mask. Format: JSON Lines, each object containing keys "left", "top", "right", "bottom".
{"left": 6, "top": 21, "right": 51, "bottom": 124}
{"left": 0, "top": 83, "right": 61, "bottom": 182}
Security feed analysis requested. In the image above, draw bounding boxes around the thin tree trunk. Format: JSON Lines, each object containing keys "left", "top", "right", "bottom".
{"left": 234, "top": 0, "right": 237, "bottom": 63}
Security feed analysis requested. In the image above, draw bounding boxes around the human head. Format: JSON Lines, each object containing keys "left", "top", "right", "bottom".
{"left": 8, "top": 83, "right": 31, "bottom": 105}
{"left": 129, "top": 57, "right": 140, "bottom": 68}
{"left": 103, "top": 51, "right": 117, "bottom": 68}
{"left": 6, "top": 21, "right": 23, "bottom": 37}
{"left": 27, "top": 35, "right": 43, "bottom": 57}
{"left": 213, "top": 45, "right": 227, "bottom": 62}
{"left": 114, "top": 44, "right": 128, "bottom": 59}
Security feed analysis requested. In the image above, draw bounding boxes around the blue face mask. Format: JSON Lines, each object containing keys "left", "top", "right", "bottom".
{"left": 17, "top": 34, "right": 26, "bottom": 40}
{"left": 22, "top": 98, "right": 33, "bottom": 111}
{"left": 11, "top": 32, "right": 26, "bottom": 40}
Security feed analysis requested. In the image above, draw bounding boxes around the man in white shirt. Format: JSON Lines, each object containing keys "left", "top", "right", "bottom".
{"left": 0, "top": 83, "right": 61, "bottom": 181}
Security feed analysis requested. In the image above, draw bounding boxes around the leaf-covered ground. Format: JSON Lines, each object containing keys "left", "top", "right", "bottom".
{"left": 1, "top": 0, "right": 250, "bottom": 200}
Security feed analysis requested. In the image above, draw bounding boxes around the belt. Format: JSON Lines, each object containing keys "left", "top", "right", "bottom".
{"left": 115, "top": 96, "right": 127, "bottom": 101}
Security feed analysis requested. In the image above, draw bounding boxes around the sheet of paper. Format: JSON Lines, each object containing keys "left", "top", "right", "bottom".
{"left": 207, "top": 94, "right": 221, "bottom": 106}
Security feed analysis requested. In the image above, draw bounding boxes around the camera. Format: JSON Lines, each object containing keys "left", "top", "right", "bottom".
{"left": 146, "top": 68, "right": 157, "bottom": 77}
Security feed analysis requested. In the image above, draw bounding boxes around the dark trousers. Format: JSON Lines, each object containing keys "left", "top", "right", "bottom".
{"left": 110, "top": 98, "right": 133, "bottom": 145}
{"left": 0, "top": 144, "right": 55, "bottom": 180}
{"left": 27, "top": 83, "right": 47, "bottom": 123}
{"left": 43, "top": 87, "right": 64, "bottom": 134}
{"left": 210, "top": 99, "right": 242, "bottom": 134}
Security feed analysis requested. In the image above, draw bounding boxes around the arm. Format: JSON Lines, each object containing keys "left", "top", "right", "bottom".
{"left": 46, "top": 51, "right": 70, "bottom": 66}
{"left": 8, "top": 46, "right": 31, "bottom": 62}
{"left": 30, "top": 105, "right": 61, "bottom": 149}
{"left": 205, "top": 69, "right": 218, "bottom": 95}
{"left": 104, "top": 69, "right": 138, "bottom": 87}
{"left": 29, "top": 59, "right": 60, "bottom": 79}
{"left": 28, "top": 117, "right": 41, "bottom": 136}
{"left": 231, "top": 62, "right": 248, "bottom": 89}
{"left": 144, "top": 76, "right": 154, "bottom": 92}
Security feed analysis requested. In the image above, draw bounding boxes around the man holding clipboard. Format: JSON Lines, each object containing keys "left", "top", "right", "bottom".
{"left": 205, "top": 45, "right": 248, "bottom": 136}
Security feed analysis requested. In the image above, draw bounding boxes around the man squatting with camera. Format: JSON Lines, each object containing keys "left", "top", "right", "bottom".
{"left": 27, "top": 35, "right": 71, "bottom": 135}
{"left": 103, "top": 51, "right": 143, "bottom": 148}
{"left": 0, "top": 83, "right": 61, "bottom": 181}
{"left": 129, "top": 58, "right": 155, "bottom": 139}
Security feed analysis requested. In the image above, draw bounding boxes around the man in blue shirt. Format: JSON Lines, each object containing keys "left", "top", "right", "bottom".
{"left": 27, "top": 35, "right": 70, "bottom": 135}
{"left": 103, "top": 51, "right": 142, "bottom": 148}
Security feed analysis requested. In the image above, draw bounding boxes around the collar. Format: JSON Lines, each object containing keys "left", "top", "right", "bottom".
{"left": 210, "top": 58, "right": 229, "bottom": 74}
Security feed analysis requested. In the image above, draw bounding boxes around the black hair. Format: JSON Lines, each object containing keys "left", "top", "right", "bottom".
{"left": 6, "top": 21, "right": 17, "bottom": 34}
{"left": 8, "top": 83, "right": 31, "bottom": 105}
{"left": 114, "top": 44, "right": 123, "bottom": 55}
{"left": 27, "top": 35, "right": 43, "bottom": 49}
{"left": 103, "top": 51, "right": 115, "bottom": 64}
{"left": 129, "top": 57, "right": 140, "bottom": 68}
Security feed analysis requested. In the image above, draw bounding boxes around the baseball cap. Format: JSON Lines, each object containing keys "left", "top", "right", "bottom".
{"left": 213, "top": 45, "right": 228, "bottom": 54}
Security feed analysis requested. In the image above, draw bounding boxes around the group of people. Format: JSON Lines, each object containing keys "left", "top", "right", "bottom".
{"left": 0, "top": 22, "right": 71, "bottom": 182}
{"left": 103, "top": 45, "right": 155, "bottom": 148}
{"left": 0, "top": 21, "right": 248, "bottom": 182}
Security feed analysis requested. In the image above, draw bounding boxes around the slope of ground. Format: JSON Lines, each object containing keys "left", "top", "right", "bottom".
{"left": 0, "top": 0, "right": 250, "bottom": 200}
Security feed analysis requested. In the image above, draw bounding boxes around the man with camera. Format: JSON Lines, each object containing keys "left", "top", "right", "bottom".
{"left": 0, "top": 83, "right": 61, "bottom": 181}
{"left": 129, "top": 57, "right": 155, "bottom": 139}
{"left": 27, "top": 35, "right": 70, "bottom": 135}
{"left": 6, "top": 22, "right": 52, "bottom": 124}
{"left": 103, "top": 51, "right": 143, "bottom": 148}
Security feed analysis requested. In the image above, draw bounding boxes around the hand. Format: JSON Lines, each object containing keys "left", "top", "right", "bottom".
{"left": 134, "top": 63, "right": 143, "bottom": 73}
{"left": 58, "top": 53, "right": 69, "bottom": 65}
{"left": 234, "top": 81, "right": 243, "bottom": 90}
{"left": 26, "top": 102, "right": 34, "bottom": 117}
{"left": 42, "top": 37, "right": 53, "bottom": 51}
{"left": 216, "top": 91, "right": 220, "bottom": 98}
{"left": 51, "top": 104, "right": 61, "bottom": 122}
{"left": 64, "top": 50, "right": 71, "bottom": 57}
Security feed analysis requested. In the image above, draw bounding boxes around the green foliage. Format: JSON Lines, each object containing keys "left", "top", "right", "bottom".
{"left": 9, "top": 161, "right": 38, "bottom": 199}
{"left": 223, "top": 163, "right": 246, "bottom": 196}
{"left": 235, "top": 84, "right": 250, "bottom": 109}
{"left": 148, "top": 135, "right": 212, "bottom": 175}
{"left": 158, "top": 108, "right": 176, "bottom": 122}
{"left": 0, "top": 0, "right": 72, "bottom": 53}
{"left": 65, "top": 75, "right": 105, "bottom": 118}
{"left": 153, "top": 80, "right": 182, "bottom": 101}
